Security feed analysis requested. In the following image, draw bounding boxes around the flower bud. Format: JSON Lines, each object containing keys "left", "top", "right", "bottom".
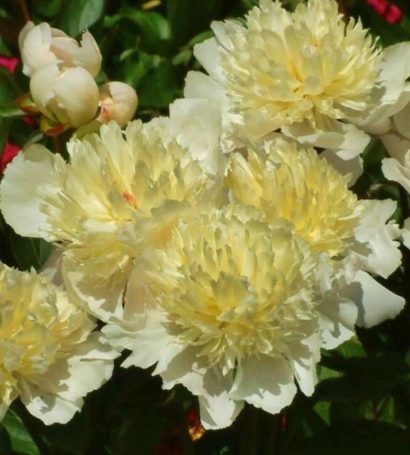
{"left": 30, "top": 64, "right": 100, "bottom": 128}
{"left": 97, "top": 81, "right": 138, "bottom": 127}
{"left": 19, "top": 22, "right": 102, "bottom": 77}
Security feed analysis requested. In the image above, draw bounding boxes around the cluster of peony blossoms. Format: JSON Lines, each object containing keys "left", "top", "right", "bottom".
{"left": 0, "top": 0, "right": 409, "bottom": 430}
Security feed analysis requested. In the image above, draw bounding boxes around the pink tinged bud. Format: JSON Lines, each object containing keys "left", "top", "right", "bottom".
{"left": 385, "top": 4, "right": 403, "bottom": 24}
{"left": 30, "top": 64, "right": 100, "bottom": 128}
{"left": 19, "top": 22, "right": 102, "bottom": 77}
{"left": 1, "top": 143, "right": 21, "bottom": 173}
{"left": 97, "top": 81, "right": 138, "bottom": 127}
{"left": 0, "top": 56, "right": 19, "bottom": 74}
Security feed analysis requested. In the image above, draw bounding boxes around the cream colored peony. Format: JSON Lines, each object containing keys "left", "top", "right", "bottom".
{"left": 184, "top": 0, "right": 380, "bottom": 160}
{"left": 0, "top": 121, "right": 218, "bottom": 320}
{"left": 104, "top": 207, "right": 328, "bottom": 428}
{"left": 19, "top": 22, "right": 102, "bottom": 78}
{"left": 103, "top": 203, "right": 404, "bottom": 429}
{"left": 0, "top": 262, "right": 115, "bottom": 424}
{"left": 226, "top": 137, "right": 402, "bottom": 279}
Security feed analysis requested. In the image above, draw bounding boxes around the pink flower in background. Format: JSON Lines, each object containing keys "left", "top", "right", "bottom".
{"left": 367, "top": 0, "right": 389, "bottom": 15}
{"left": 1, "top": 143, "right": 21, "bottom": 173}
{"left": 367, "top": 0, "right": 403, "bottom": 24}
{"left": 0, "top": 56, "right": 19, "bottom": 74}
{"left": 385, "top": 4, "right": 403, "bottom": 24}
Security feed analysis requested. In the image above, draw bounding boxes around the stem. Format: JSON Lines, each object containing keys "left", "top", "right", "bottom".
{"left": 19, "top": 0, "right": 30, "bottom": 22}
{"left": 239, "top": 405, "right": 259, "bottom": 455}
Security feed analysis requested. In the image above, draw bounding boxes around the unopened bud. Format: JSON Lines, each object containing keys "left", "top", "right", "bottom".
{"left": 19, "top": 22, "right": 102, "bottom": 77}
{"left": 97, "top": 82, "right": 138, "bottom": 127}
{"left": 30, "top": 64, "right": 100, "bottom": 128}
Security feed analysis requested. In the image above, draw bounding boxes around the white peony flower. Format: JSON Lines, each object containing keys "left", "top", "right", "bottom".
{"left": 184, "top": 0, "right": 381, "bottom": 161}
{"left": 226, "top": 137, "right": 402, "bottom": 279}
{"left": 0, "top": 262, "right": 116, "bottom": 424}
{"left": 19, "top": 21, "right": 102, "bottom": 78}
{"left": 104, "top": 203, "right": 404, "bottom": 429}
{"left": 96, "top": 81, "right": 138, "bottom": 127}
{"left": 0, "top": 121, "right": 218, "bottom": 320}
{"left": 104, "top": 207, "right": 327, "bottom": 428}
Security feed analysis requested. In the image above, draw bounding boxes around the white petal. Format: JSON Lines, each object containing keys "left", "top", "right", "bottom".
{"left": 377, "top": 43, "right": 410, "bottom": 106}
{"left": 382, "top": 158, "right": 410, "bottom": 193}
{"left": 352, "top": 271, "right": 405, "bottom": 328}
{"left": 184, "top": 71, "right": 227, "bottom": 105}
{"left": 20, "top": 22, "right": 58, "bottom": 76}
{"left": 157, "top": 346, "right": 207, "bottom": 395}
{"left": 381, "top": 134, "right": 410, "bottom": 162}
{"left": 283, "top": 119, "right": 370, "bottom": 158}
{"left": 198, "top": 369, "right": 243, "bottom": 430}
{"left": 193, "top": 37, "right": 224, "bottom": 82}
{"left": 321, "top": 150, "right": 363, "bottom": 186}
{"left": 169, "top": 98, "right": 226, "bottom": 175}
{"left": 289, "top": 333, "right": 321, "bottom": 396}
{"left": 402, "top": 218, "right": 410, "bottom": 249}
{"left": 230, "top": 356, "right": 297, "bottom": 415}
{"left": 354, "top": 199, "right": 402, "bottom": 278}
{"left": 318, "top": 293, "right": 358, "bottom": 350}
{"left": 22, "top": 392, "right": 82, "bottom": 425}
{"left": 0, "top": 145, "right": 62, "bottom": 239}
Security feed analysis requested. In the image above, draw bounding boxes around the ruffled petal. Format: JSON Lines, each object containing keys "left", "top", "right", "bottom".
{"left": 0, "top": 145, "right": 63, "bottom": 239}
{"left": 230, "top": 356, "right": 297, "bottom": 415}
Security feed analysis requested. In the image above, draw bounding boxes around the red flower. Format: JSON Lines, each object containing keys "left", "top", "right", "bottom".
{"left": 367, "top": 0, "right": 389, "bottom": 15}
{"left": 1, "top": 143, "right": 21, "bottom": 173}
{"left": 0, "top": 56, "right": 19, "bottom": 74}
{"left": 385, "top": 4, "right": 403, "bottom": 24}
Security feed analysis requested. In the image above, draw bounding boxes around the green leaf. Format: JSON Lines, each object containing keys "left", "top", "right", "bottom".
{"left": 301, "top": 420, "right": 410, "bottom": 455}
{"left": 32, "top": 0, "right": 62, "bottom": 18}
{"left": 9, "top": 235, "right": 53, "bottom": 271}
{"left": 167, "top": 0, "right": 222, "bottom": 46}
{"left": 58, "top": 0, "right": 105, "bottom": 36}
{"left": 1, "top": 410, "right": 40, "bottom": 455}
{"left": 138, "top": 59, "right": 181, "bottom": 109}
{"left": 317, "top": 354, "right": 408, "bottom": 402}
{"left": 105, "top": 8, "right": 171, "bottom": 53}
{"left": 0, "top": 103, "right": 24, "bottom": 118}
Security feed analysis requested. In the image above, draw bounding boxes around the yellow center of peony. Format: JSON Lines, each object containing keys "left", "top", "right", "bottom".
{"left": 137, "top": 209, "right": 317, "bottom": 372}
{"left": 226, "top": 139, "right": 364, "bottom": 257}
{"left": 220, "top": 0, "right": 380, "bottom": 129}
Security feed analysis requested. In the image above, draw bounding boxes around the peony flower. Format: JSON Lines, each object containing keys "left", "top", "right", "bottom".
{"left": 103, "top": 204, "right": 404, "bottom": 429}
{"left": 104, "top": 207, "right": 325, "bottom": 428}
{"left": 0, "top": 120, "right": 218, "bottom": 320}
{"left": 184, "top": 0, "right": 380, "bottom": 161}
{"left": 30, "top": 63, "right": 100, "bottom": 128}
{"left": 226, "top": 137, "right": 402, "bottom": 279}
{"left": 19, "top": 22, "right": 102, "bottom": 78}
{"left": 96, "top": 81, "right": 138, "bottom": 127}
{"left": 0, "top": 262, "right": 115, "bottom": 424}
